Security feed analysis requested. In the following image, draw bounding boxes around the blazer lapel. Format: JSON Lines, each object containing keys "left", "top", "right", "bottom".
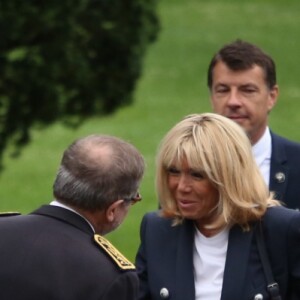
{"left": 269, "top": 132, "right": 288, "bottom": 201}
{"left": 174, "top": 220, "right": 195, "bottom": 300}
{"left": 221, "top": 225, "right": 254, "bottom": 300}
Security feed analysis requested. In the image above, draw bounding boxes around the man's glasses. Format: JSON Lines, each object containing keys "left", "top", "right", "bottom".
{"left": 124, "top": 192, "right": 142, "bottom": 205}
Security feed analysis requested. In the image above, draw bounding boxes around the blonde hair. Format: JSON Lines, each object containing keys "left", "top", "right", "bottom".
{"left": 156, "top": 113, "right": 280, "bottom": 230}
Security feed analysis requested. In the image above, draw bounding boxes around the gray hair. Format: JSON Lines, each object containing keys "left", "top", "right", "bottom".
{"left": 53, "top": 134, "right": 145, "bottom": 210}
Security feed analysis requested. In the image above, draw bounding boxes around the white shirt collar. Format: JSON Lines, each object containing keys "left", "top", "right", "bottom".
{"left": 252, "top": 127, "right": 271, "bottom": 186}
{"left": 50, "top": 200, "right": 95, "bottom": 233}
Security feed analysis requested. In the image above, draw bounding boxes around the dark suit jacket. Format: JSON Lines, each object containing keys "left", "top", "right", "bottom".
{"left": 135, "top": 207, "right": 300, "bottom": 300}
{"left": 270, "top": 132, "right": 300, "bottom": 209}
{"left": 0, "top": 205, "right": 138, "bottom": 300}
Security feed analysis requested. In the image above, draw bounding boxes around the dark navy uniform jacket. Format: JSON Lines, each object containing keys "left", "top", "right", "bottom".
{"left": 270, "top": 132, "right": 300, "bottom": 209}
{"left": 0, "top": 205, "right": 138, "bottom": 300}
{"left": 136, "top": 207, "right": 300, "bottom": 300}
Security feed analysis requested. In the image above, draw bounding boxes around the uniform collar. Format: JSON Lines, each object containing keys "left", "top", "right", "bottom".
{"left": 31, "top": 204, "right": 95, "bottom": 235}
{"left": 50, "top": 200, "right": 95, "bottom": 232}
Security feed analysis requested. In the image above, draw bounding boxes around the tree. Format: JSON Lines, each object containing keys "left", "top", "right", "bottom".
{"left": 0, "top": 0, "right": 159, "bottom": 167}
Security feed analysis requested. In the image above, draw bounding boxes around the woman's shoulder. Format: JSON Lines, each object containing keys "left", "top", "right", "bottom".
{"left": 141, "top": 210, "right": 191, "bottom": 235}
{"left": 142, "top": 210, "right": 173, "bottom": 226}
{"left": 263, "top": 205, "right": 300, "bottom": 229}
{"left": 265, "top": 205, "right": 300, "bottom": 218}
{"left": 140, "top": 211, "right": 194, "bottom": 250}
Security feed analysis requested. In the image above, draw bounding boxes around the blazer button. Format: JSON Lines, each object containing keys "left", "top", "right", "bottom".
{"left": 160, "top": 287, "right": 169, "bottom": 298}
{"left": 254, "top": 293, "right": 263, "bottom": 300}
{"left": 274, "top": 172, "right": 285, "bottom": 183}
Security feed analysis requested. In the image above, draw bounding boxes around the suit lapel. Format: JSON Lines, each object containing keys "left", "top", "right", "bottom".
{"left": 269, "top": 132, "right": 288, "bottom": 201}
{"left": 174, "top": 220, "right": 195, "bottom": 300}
{"left": 221, "top": 225, "right": 254, "bottom": 300}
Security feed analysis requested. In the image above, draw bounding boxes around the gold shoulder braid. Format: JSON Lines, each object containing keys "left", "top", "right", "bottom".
{"left": 94, "top": 234, "right": 135, "bottom": 270}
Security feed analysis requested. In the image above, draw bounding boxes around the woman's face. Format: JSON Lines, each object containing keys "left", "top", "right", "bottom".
{"left": 167, "top": 158, "right": 219, "bottom": 230}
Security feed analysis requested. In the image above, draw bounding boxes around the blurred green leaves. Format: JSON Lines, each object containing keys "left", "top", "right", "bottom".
{"left": 0, "top": 0, "right": 160, "bottom": 167}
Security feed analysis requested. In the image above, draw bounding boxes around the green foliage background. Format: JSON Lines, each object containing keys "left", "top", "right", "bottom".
{"left": 0, "top": 0, "right": 159, "bottom": 164}
{"left": 1, "top": 0, "right": 300, "bottom": 261}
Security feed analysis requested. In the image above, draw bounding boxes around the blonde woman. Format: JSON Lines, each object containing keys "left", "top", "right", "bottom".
{"left": 136, "top": 113, "right": 300, "bottom": 300}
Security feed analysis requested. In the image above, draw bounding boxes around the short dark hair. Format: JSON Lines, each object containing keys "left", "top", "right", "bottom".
{"left": 53, "top": 134, "right": 145, "bottom": 210}
{"left": 207, "top": 39, "right": 276, "bottom": 89}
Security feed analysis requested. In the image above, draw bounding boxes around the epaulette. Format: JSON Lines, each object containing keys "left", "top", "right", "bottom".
{"left": 94, "top": 234, "right": 135, "bottom": 270}
{"left": 0, "top": 212, "right": 21, "bottom": 217}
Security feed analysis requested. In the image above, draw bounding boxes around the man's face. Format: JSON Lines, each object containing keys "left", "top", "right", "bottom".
{"left": 209, "top": 61, "right": 278, "bottom": 145}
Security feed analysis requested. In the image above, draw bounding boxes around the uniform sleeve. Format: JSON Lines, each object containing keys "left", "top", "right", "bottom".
{"left": 287, "top": 213, "right": 300, "bottom": 299}
{"left": 101, "top": 271, "right": 139, "bottom": 300}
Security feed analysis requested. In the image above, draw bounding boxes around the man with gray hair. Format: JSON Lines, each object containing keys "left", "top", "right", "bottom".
{"left": 0, "top": 134, "right": 145, "bottom": 300}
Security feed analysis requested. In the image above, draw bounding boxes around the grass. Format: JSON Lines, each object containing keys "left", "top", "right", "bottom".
{"left": 1, "top": 0, "right": 300, "bottom": 261}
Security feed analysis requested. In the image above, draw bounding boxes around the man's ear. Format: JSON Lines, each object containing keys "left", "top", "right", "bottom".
{"left": 105, "top": 199, "right": 124, "bottom": 222}
{"left": 268, "top": 84, "right": 279, "bottom": 112}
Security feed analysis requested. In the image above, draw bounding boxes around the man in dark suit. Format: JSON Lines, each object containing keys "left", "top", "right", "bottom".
{"left": 0, "top": 134, "right": 145, "bottom": 300}
{"left": 207, "top": 39, "right": 300, "bottom": 209}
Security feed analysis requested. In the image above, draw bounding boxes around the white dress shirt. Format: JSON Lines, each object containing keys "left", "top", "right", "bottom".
{"left": 252, "top": 127, "right": 272, "bottom": 186}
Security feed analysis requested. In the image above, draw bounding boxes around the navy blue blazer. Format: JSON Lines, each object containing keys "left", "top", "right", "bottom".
{"left": 270, "top": 132, "right": 300, "bottom": 209}
{"left": 135, "top": 207, "right": 300, "bottom": 300}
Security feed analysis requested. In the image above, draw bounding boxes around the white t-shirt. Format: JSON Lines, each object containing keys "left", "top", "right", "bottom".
{"left": 193, "top": 226, "right": 229, "bottom": 300}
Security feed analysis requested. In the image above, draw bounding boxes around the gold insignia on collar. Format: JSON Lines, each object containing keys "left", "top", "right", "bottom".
{"left": 94, "top": 234, "right": 135, "bottom": 270}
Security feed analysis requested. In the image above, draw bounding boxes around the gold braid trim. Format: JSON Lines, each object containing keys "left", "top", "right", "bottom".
{"left": 94, "top": 234, "right": 135, "bottom": 270}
